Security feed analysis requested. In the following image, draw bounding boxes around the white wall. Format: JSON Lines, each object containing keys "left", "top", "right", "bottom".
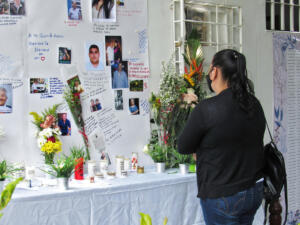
{"left": 148, "top": 0, "right": 274, "bottom": 141}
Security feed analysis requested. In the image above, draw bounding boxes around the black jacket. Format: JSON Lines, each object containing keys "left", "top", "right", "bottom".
{"left": 178, "top": 88, "right": 265, "bottom": 199}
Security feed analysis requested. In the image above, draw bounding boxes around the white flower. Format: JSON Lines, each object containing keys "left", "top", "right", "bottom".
{"left": 37, "top": 137, "right": 47, "bottom": 148}
{"left": 53, "top": 128, "right": 61, "bottom": 136}
{"left": 143, "top": 145, "right": 149, "bottom": 153}
{"left": 39, "top": 128, "right": 53, "bottom": 138}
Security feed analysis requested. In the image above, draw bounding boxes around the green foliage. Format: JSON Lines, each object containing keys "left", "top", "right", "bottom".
{"left": 43, "top": 155, "right": 75, "bottom": 178}
{"left": 170, "top": 148, "right": 194, "bottom": 166}
{"left": 0, "top": 160, "right": 21, "bottom": 181}
{"left": 139, "top": 213, "right": 168, "bottom": 225}
{"left": 0, "top": 177, "right": 23, "bottom": 219}
{"left": 147, "top": 144, "right": 168, "bottom": 163}
{"left": 70, "top": 146, "right": 86, "bottom": 160}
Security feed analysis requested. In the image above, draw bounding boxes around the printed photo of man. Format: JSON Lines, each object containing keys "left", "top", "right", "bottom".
{"left": 58, "top": 113, "right": 71, "bottom": 136}
{"left": 10, "top": 0, "right": 25, "bottom": 15}
{"left": 112, "top": 61, "right": 128, "bottom": 89}
{"left": 0, "top": 85, "right": 12, "bottom": 113}
{"left": 86, "top": 44, "right": 104, "bottom": 71}
{"left": 68, "top": 0, "right": 82, "bottom": 20}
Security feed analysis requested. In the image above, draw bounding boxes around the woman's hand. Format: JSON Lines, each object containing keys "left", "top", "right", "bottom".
{"left": 193, "top": 153, "right": 197, "bottom": 161}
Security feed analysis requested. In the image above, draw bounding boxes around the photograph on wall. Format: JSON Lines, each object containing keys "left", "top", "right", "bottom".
{"left": 67, "top": 75, "right": 84, "bottom": 97}
{"left": 10, "top": 0, "right": 25, "bottom": 15}
{"left": 67, "top": 0, "right": 82, "bottom": 20}
{"left": 0, "top": 84, "right": 12, "bottom": 113}
{"left": 30, "top": 78, "right": 48, "bottom": 94}
{"left": 129, "top": 80, "right": 143, "bottom": 92}
{"left": 114, "top": 90, "right": 123, "bottom": 110}
{"left": 85, "top": 42, "right": 105, "bottom": 71}
{"left": 0, "top": 0, "right": 10, "bottom": 15}
{"left": 105, "top": 36, "right": 122, "bottom": 66}
{"left": 116, "top": 0, "right": 124, "bottom": 6}
{"left": 92, "top": 0, "right": 116, "bottom": 23}
{"left": 90, "top": 98, "right": 102, "bottom": 112}
{"left": 129, "top": 98, "right": 139, "bottom": 115}
{"left": 111, "top": 61, "right": 128, "bottom": 89}
{"left": 58, "top": 47, "right": 71, "bottom": 64}
{"left": 57, "top": 113, "right": 71, "bottom": 136}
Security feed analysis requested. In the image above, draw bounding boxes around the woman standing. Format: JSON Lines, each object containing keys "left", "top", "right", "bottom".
{"left": 178, "top": 49, "right": 265, "bottom": 225}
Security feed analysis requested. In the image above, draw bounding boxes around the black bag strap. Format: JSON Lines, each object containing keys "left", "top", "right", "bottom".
{"left": 264, "top": 119, "right": 288, "bottom": 225}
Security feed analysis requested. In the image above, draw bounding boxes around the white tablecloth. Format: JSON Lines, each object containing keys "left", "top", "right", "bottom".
{"left": 1, "top": 171, "right": 264, "bottom": 225}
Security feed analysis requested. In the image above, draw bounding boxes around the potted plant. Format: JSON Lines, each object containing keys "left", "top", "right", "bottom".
{"left": 0, "top": 160, "right": 21, "bottom": 192}
{"left": 70, "top": 146, "right": 86, "bottom": 180}
{"left": 144, "top": 143, "right": 168, "bottom": 173}
{"left": 171, "top": 149, "right": 194, "bottom": 175}
{"left": 43, "top": 155, "right": 75, "bottom": 190}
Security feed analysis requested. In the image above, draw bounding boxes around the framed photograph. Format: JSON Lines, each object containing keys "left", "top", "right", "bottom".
{"left": 114, "top": 90, "right": 123, "bottom": 110}
{"left": 129, "top": 98, "right": 139, "bottom": 115}
{"left": 85, "top": 42, "right": 105, "bottom": 71}
{"left": 129, "top": 80, "right": 143, "bottom": 92}
{"left": 57, "top": 113, "right": 71, "bottom": 136}
{"left": 105, "top": 36, "right": 122, "bottom": 66}
{"left": 30, "top": 78, "right": 48, "bottom": 94}
{"left": 67, "top": 0, "right": 82, "bottom": 20}
{"left": 10, "top": 0, "right": 25, "bottom": 15}
{"left": 59, "top": 47, "right": 71, "bottom": 64}
{"left": 92, "top": 0, "right": 116, "bottom": 23}
{"left": 0, "top": 0, "right": 10, "bottom": 15}
{"left": 111, "top": 61, "right": 128, "bottom": 89}
{"left": 0, "top": 84, "right": 12, "bottom": 113}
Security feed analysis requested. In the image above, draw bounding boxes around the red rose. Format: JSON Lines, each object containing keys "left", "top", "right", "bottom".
{"left": 47, "top": 136, "right": 56, "bottom": 143}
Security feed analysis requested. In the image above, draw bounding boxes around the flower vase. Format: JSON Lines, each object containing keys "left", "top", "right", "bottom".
{"left": 179, "top": 164, "right": 189, "bottom": 175}
{"left": 156, "top": 162, "right": 165, "bottom": 173}
{"left": 57, "top": 177, "right": 69, "bottom": 190}
{"left": 44, "top": 164, "right": 55, "bottom": 180}
{"left": 189, "top": 164, "right": 196, "bottom": 173}
{"left": 74, "top": 158, "right": 84, "bottom": 180}
{"left": 44, "top": 152, "right": 55, "bottom": 165}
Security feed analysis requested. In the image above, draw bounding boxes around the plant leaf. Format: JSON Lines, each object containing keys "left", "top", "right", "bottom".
{"left": 139, "top": 212, "right": 152, "bottom": 225}
{"left": 0, "top": 177, "right": 23, "bottom": 211}
{"left": 163, "top": 217, "right": 168, "bottom": 225}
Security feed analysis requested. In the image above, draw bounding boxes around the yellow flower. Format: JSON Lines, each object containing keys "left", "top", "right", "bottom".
{"left": 40, "top": 141, "right": 62, "bottom": 154}
{"left": 183, "top": 74, "right": 195, "bottom": 87}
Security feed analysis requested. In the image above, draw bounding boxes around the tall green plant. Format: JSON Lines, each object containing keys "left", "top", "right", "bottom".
{"left": 0, "top": 177, "right": 23, "bottom": 219}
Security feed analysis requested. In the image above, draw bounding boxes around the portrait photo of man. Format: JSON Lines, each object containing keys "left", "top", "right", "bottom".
{"left": 10, "top": 0, "right": 25, "bottom": 15}
{"left": 58, "top": 113, "right": 71, "bottom": 136}
{"left": 112, "top": 61, "right": 128, "bottom": 89}
{"left": 68, "top": 0, "right": 82, "bottom": 20}
{"left": 0, "top": 84, "right": 12, "bottom": 113}
{"left": 86, "top": 43, "right": 104, "bottom": 71}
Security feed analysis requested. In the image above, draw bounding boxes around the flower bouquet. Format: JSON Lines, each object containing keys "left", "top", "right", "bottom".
{"left": 30, "top": 104, "right": 62, "bottom": 165}
{"left": 147, "top": 31, "right": 207, "bottom": 168}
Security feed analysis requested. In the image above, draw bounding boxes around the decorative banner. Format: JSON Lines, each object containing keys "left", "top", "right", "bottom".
{"left": 273, "top": 33, "right": 300, "bottom": 222}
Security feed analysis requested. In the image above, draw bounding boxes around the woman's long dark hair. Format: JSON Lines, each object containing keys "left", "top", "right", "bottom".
{"left": 92, "top": 0, "right": 114, "bottom": 18}
{"left": 212, "top": 49, "right": 256, "bottom": 116}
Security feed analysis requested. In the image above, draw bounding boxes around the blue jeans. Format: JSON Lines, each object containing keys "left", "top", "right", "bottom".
{"left": 200, "top": 182, "right": 264, "bottom": 225}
